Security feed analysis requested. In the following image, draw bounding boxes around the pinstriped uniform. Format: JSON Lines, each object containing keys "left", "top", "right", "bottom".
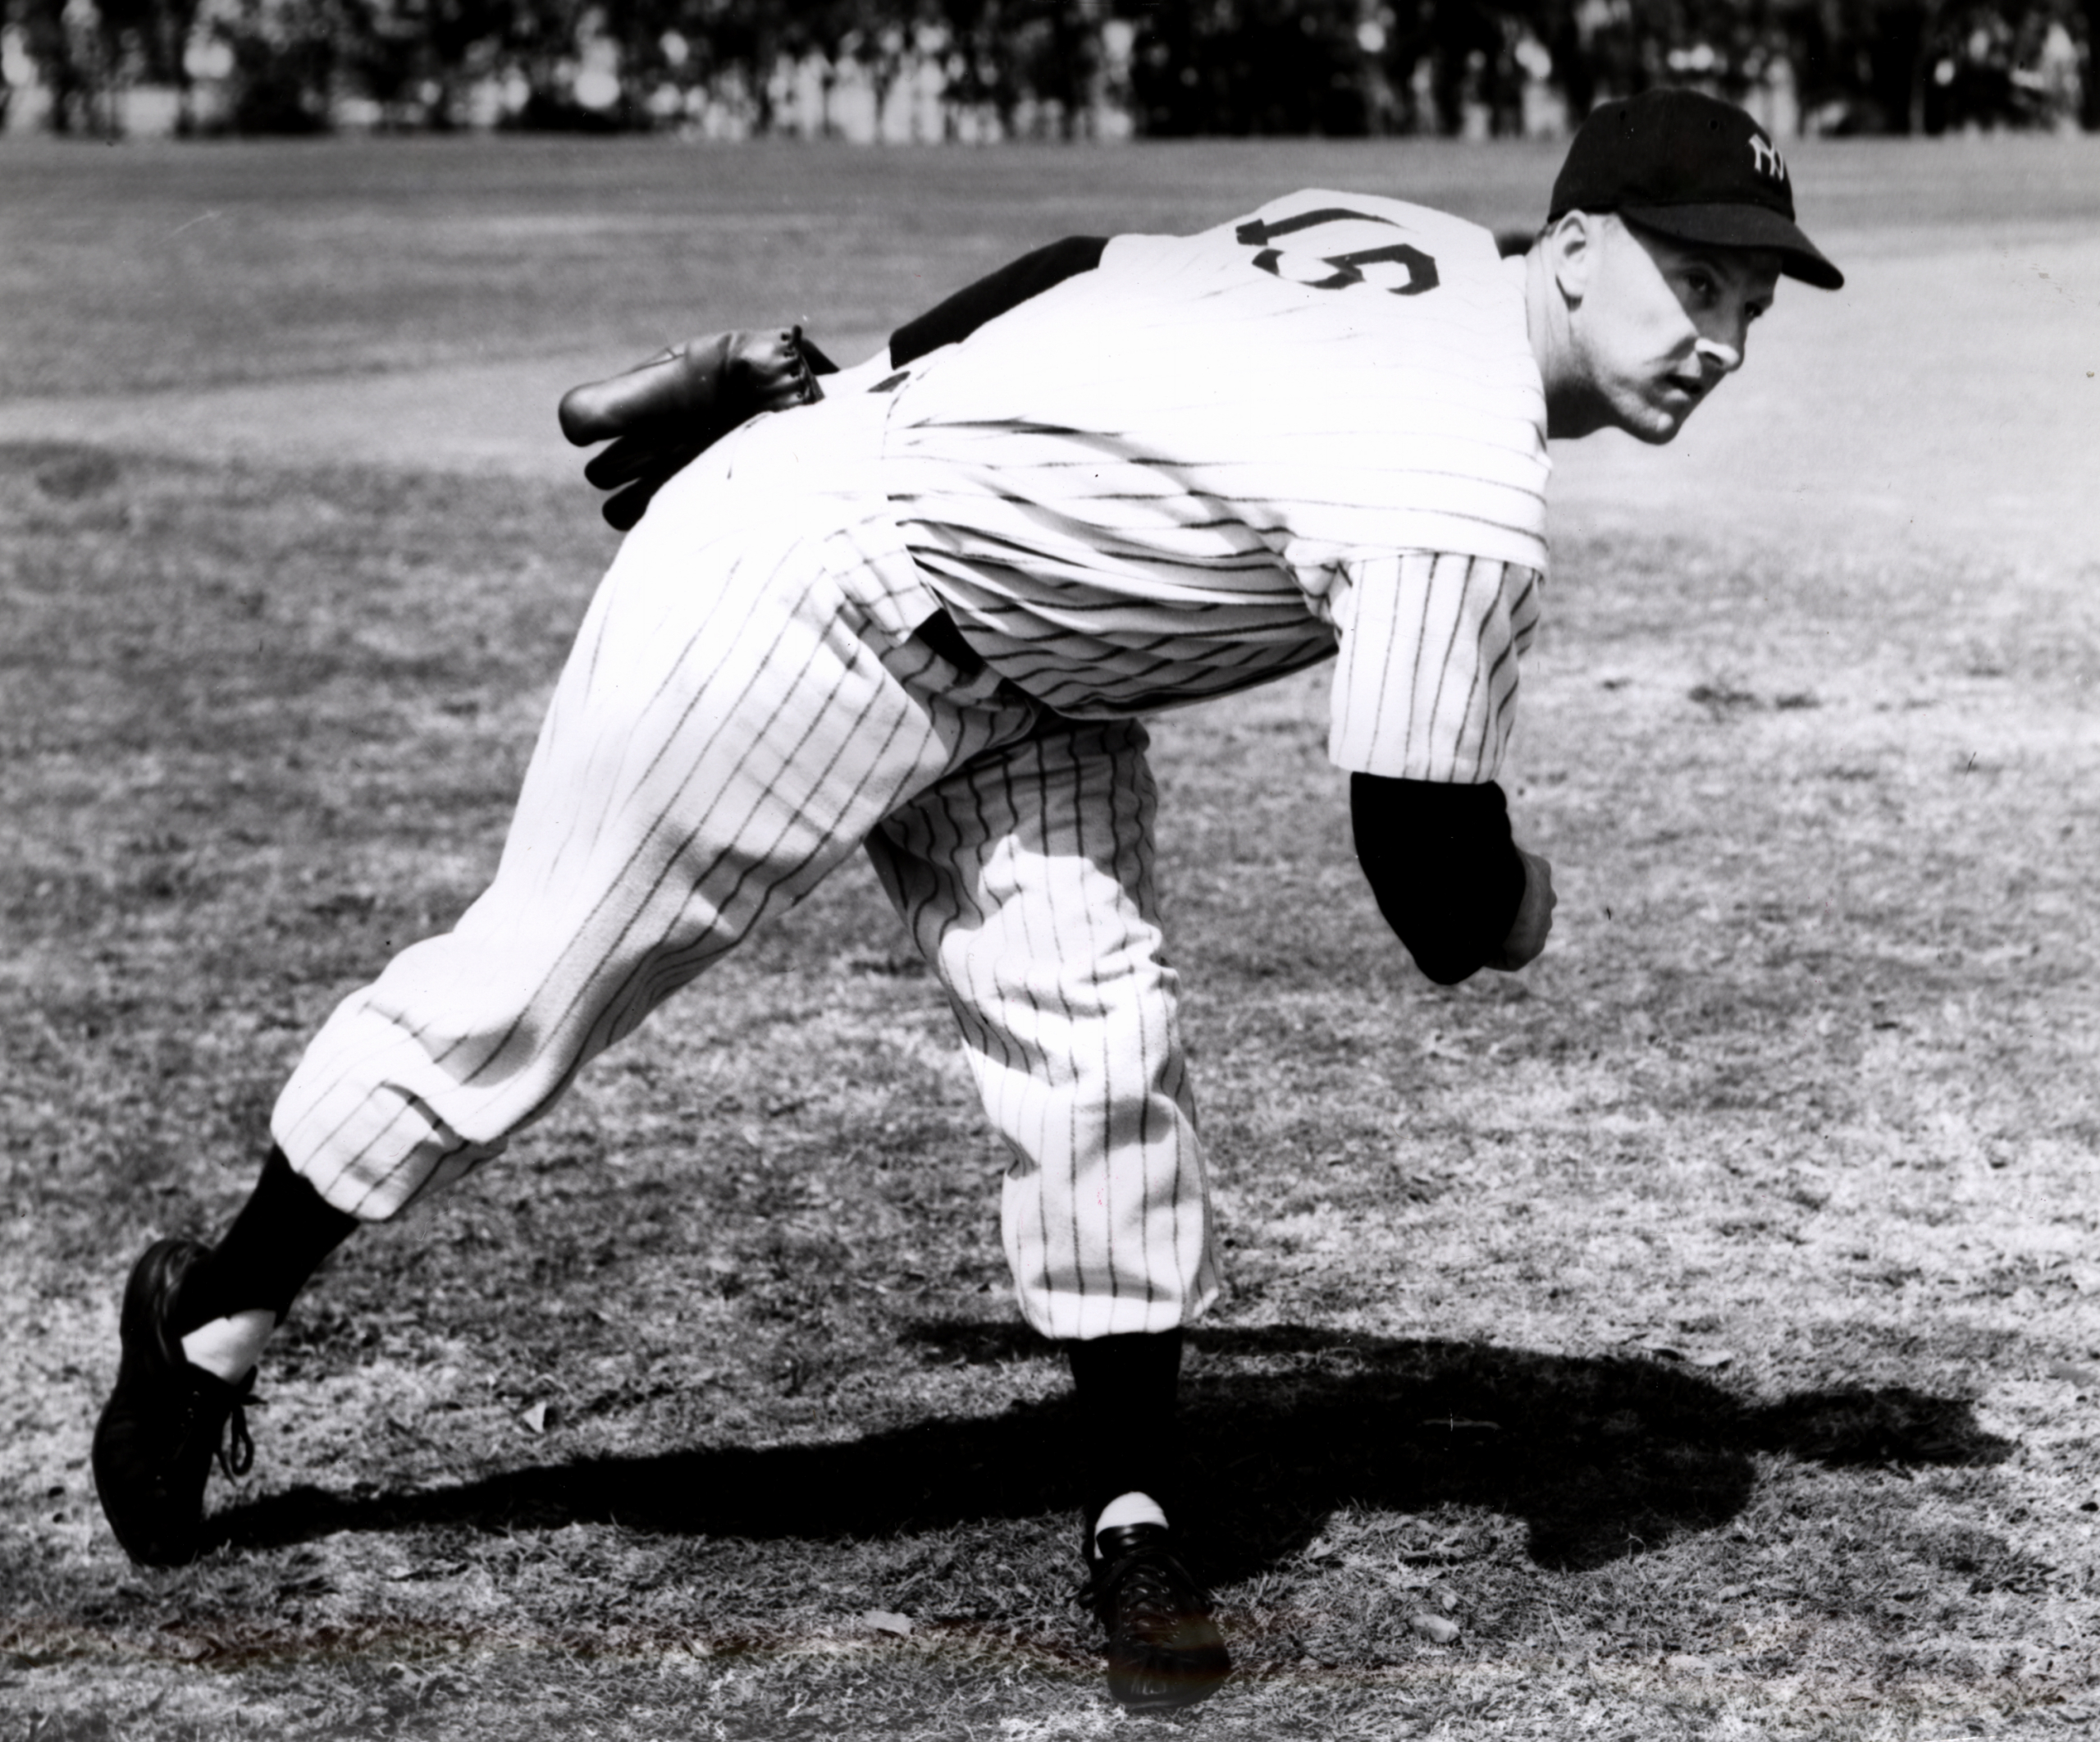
{"left": 883, "top": 191, "right": 1549, "bottom": 781}
{"left": 275, "top": 396, "right": 972, "bottom": 1214}
{"left": 867, "top": 718, "right": 1212, "bottom": 1340}
{"left": 1326, "top": 551, "right": 1541, "bottom": 780}
{"left": 273, "top": 189, "right": 1546, "bottom": 1340}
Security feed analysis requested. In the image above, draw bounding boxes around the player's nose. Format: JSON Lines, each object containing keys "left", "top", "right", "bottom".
{"left": 1693, "top": 336, "right": 1743, "bottom": 386}
{"left": 1696, "top": 310, "right": 1751, "bottom": 376}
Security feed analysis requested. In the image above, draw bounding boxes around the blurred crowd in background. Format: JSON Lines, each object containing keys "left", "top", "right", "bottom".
{"left": 2, "top": 0, "right": 2092, "bottom": 140}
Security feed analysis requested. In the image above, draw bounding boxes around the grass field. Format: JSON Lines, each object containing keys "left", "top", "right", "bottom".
{"left": 2, "top": 135, "right": 2098, "bottom": 1740}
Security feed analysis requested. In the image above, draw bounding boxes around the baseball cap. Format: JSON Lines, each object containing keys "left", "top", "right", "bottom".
{"left": 1549, "top": 89, "right": 1843, "bottom": 290}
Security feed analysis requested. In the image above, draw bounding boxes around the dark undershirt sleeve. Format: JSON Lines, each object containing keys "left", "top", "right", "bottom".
{"left": 888, "top": 235, "right": 1110, "bottom": 365}
{"left": 1350, "top": 775, "right": 1527, "bottom": 985}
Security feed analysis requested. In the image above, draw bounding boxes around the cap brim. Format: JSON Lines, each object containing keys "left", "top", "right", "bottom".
{"left": 1620, "top": 202, "right": 1845, "bottom": 290}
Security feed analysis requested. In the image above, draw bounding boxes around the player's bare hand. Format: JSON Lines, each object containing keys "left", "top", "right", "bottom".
{"left": 558, "top": 327, "right": 836, "bottom": 532}
{"left": 1486, "top": 848, "right": 1555, "bottom": 972}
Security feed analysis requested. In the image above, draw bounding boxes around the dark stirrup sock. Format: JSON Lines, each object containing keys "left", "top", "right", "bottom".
{"left": 1066, "top": 1329, "right": 1186, "bottom": 1530}
{"left": 169, "top": 1147, "right": 359, "bottom": 1335}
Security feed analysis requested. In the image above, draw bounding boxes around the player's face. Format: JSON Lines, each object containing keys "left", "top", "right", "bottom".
{"left": 1561, "top": 217, "right": 1781, "bottom": 443}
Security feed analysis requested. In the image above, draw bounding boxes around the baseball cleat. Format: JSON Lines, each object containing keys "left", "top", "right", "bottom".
{"left": 1083, "top": 1522, "right": 1231, "bottom": 1712}
{"left": 92, "top": 1237, "right": 256, "bottom": 1568}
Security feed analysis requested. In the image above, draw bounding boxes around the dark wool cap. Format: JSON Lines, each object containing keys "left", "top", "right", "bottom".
{"left": 1550, "top": 89, "right": 1843, "bottom": 290}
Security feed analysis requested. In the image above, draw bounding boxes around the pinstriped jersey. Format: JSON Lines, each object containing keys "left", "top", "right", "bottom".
{"left": 877, "top": 190, "right": 1550, "bottom": 784}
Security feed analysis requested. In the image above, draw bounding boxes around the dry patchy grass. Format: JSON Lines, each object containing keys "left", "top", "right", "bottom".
{"left": 4, "top": 121, "right": 2098, "bottom": 1742}
{"left": 1, "top": 421, "right": 2095, "bottom": 1742}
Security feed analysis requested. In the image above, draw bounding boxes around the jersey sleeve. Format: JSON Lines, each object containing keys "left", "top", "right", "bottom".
{"left": 888, "top": 236, "right": 1110, "bottom": 365}
{"left": 1326, "top": 552, "right": 1541, "bottom": 781}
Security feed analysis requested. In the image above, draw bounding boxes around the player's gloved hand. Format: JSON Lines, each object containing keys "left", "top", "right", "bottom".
{"left": 1486, "top": 848, "right": 1556, "bottom": 972}
{"left": 558, "top": 327, "right": 838, "bottom": 532}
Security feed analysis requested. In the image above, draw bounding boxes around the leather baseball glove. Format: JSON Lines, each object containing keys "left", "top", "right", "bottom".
{"left": 559, "top": 327, "right": 838, "bottom": 531}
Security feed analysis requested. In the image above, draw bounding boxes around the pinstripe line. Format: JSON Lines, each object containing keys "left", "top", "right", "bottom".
{"left": 1508, "top": 567, "right": 1541, "bottom": 637}
{"left": 1481, "top": 635, "right": 1520, "bottom": 749}
{"left": 954, "top": 603, "right": 1321, "bottom": 645}
{"left": 995, "top": 748, "right": 1084, "bottom": 1323}
{"left": 1105, "top": 727, "right": 1157, "bottom": 1310}
{"left": 340, "top": 1122, "right": 474, "bottom": 1218}
{"left": 889, "top": 456, "right": 1546, "bottom": 495}
{"left": 951, "top": 754, "right": 1052, "bottom": 1312}
{"left": 1450, "top": 568, "right": 1500, "bottom": 783}
{"left": 1353, "top": 556, "right": 1403, "bottom": 765}
{"left": 1064, "top": 728, "right": 1121, "bottom": 1318}
{"left": 1127, "top": 740, "right": 1179, "bottom": 1309}
{"left": 1403, "top": 556, "right": 1437, "bottom": 774}
{"left": 1131, "top": 737, "right": 1201, "bottom": 1307}
{"left": 1418, "top": 555, "right": 1475, "bottom": 780}
{"left": 980, "top": 632, "right": 1317, "bottom": 693}
{"left": 910, "top": 542, "right": 1287, "bottom": 580}
{"left": 956, "top": 766, "right": 1027, "bottom": 1086}
{"left": 1002, "top": 661, "right": 1339, "bottom": 720}
{"left": 897, "top": 788, "right": 956, "bottom": 967}
{"left": 892, "top": 480, "right": 1548, "bottom": 528}
{"left": 906, "top": 566, "right": 1280, "bottom": 612}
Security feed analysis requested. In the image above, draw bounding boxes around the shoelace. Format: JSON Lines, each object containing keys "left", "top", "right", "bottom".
{"left": 185, "top": 1371, "right": 258, "bottom": 1480}
{"left": 217, "top": 1389, "right": 256, "bottom": 1480}
{"left": 1081, "top": 1545, "right": 1198, "bottom": 1630}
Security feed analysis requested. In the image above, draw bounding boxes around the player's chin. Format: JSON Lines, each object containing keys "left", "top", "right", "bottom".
{"left": 1625, "top": 388, "right": 1701, "bottom": 445}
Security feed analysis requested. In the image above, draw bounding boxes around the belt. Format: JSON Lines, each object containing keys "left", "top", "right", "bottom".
{"left": 913, "top": 607, "right": 986, "bottom": 676}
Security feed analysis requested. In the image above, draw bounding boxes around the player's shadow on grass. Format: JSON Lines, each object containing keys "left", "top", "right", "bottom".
{"left": 210, "top": 1323, "right": 2011, "bottom": 1579}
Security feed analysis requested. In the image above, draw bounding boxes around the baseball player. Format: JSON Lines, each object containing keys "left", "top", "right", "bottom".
{"left": 92, "top": 91, "right": 1839, "bottom": 1712}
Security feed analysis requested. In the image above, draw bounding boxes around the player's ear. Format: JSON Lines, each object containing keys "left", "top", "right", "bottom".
{"left": 1542, "top": 210, "right": 1601, "bottom": 306}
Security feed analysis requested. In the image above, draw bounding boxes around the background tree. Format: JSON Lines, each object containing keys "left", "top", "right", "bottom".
{"left": 208, "top": 0, "right": 353, "bottom": 130}
{"left": 149, "top": 0, "right": 207, "bottom": 130}
{"left": 1009, "top": 0, "right": 1097, "bottom": 135}
{"left": 8, "top": 0, "right": 96, "bottom": 132}
{"left": 1125, "top": 0, "right": 1369, "bottom": 135}
{"left": 0, "top": 0, "right": 2086, "bottom": 135}
{"left": 2084, "top": 0, "right": 2100, "bottom": 123}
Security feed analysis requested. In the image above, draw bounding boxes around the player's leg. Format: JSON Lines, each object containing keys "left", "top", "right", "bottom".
{"left": 865, "top": 715, "right": 1229, "bottom": 1711}
{"left": 870, "top": 714, "right": 1217, "bottom": 1342}
{"left": 94, "top": 496, "right": 1030, "bottom": 1567}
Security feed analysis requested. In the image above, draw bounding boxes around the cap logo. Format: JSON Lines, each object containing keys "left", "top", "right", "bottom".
{"left": 1747, "top": 135, "right": 1787, "bottom": 181}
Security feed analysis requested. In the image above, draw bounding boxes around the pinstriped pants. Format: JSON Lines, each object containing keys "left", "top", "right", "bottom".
{"left": 272, "top": 454, "right": 1219, "bottom": 1339}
